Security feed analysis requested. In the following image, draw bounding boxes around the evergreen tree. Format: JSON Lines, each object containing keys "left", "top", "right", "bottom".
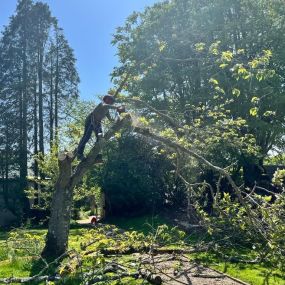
{"left": 0, "top": 0, "right": 80, "bottom": 216}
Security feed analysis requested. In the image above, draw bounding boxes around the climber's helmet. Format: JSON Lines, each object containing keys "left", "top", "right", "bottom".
{"left": 103, "top": 94, "right": 115, "bottom": 105}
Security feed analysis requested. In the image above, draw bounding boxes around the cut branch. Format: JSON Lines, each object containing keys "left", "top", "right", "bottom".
{"left": 133, "top": 127, "right": 263, "bottom": 237}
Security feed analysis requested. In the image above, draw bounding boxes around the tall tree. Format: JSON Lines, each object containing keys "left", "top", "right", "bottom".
{"left": 112, "top": 0, "right": 285, "bottom": 184}
{"left": 0, "top": 0, "right": 80, "bottom": 216}
{"left": 44, "top": 24, "right": 80, "bottom": 147}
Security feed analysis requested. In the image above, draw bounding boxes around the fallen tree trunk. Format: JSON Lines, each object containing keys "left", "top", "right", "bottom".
{"left": 85, "top": 270, "right": 162, "bottom": 285}
{"left": 42, "top": 115, "right": 132, "bottom": 258}
{"left": 83, "top": 245, "right": 209, "bottom": 256}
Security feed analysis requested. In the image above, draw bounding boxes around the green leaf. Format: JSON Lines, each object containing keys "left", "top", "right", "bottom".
{"left": 215, "top": 86, "right": 225, "bottom": 94}
{"left": 264, "top": 195, "right": 272, "bottom": 202}
{"left": 251, "top": 97, "right": 260, "bottom": 104}
{"left": 256, "top": 72, "right": 264, "bottom": 81}
{"left": 237, "top": 49, "right": 245, "bottom": 55}
{"left": 263, "top": 110, "right": 276, "bottom": 117}
{"left": 209, "top": 78, "right": 219, "bottom": 85}
{"left": 263, "top": 49, "right": 272, "bottom": 58}
{"left": 219, "top": 63, "right": 228, "bottom": 69}
{"left": 237, "top": 66, "right": 247, "bottom": 74}
{"left": 194, "top": 42, "right": 205, "bottom": 52}
{"left": 232, "top": 88, "right": 241, "bottom": 97}
{"left": 249, "top": 107, "right": 258, "bottom": 117}
{"left": 249, "top": 59, "right": 259, "bottom": 68}
{"left": 158, "top": 41, "right": 167, "bottom": 52}
{"left": 221, "top": 51, "right": 233, "bottom": 62}
{"left": 209, "top": 41, "right": 221, "bottom": 55}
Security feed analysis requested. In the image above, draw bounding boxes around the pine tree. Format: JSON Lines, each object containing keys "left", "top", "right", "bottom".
{"left": 0, "top": 0, "right": 80, "bottom": 216}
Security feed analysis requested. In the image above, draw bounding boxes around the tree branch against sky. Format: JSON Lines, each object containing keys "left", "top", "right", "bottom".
{"left": 0, "top": 0, "right": 161, "bottom": 100}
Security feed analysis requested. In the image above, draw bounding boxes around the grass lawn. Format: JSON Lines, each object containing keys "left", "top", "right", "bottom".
{"left": 104, "top": 214, "right": 168, "bottom": 234}
{"left": 190, "top": 251, "right": 285, "bottom": 285}
{"left": 213, "top": 263, "right": 284, "bottom": 285}
{"left": 0, "top": 215, "right": 284, "bottom": 285}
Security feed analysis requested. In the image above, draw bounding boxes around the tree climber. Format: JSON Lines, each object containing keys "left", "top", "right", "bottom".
{"left": 77, "top": 94, "right": 125, "bottom": 160}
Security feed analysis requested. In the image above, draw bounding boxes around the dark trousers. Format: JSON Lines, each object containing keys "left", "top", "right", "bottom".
{"left": 77, "top": 114, "right": 102, "bottom": 156}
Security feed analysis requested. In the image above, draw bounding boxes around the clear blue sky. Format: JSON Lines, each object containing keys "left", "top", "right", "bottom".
{"left": 0, "top": 0, "right": 160, "bottom": 100}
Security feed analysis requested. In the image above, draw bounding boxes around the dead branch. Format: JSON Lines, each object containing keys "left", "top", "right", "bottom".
{"left": 133, "top": 126, "right": 267, "bottom": 239}
{"left": 97, "top": 245, "right": 209, "bottom": 256}
{"left": 84, "top": 269, "right": 162, "bottom": 285}
{"left": 192, "top": 273, "right": 225, "bottom": 278}
{"left": 113, "top": 73, "right": 130, "bottom": 98}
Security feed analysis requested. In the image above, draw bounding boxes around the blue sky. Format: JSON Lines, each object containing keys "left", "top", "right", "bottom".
{"left": 0, "top": 0, "right": 160, "bottom": 100}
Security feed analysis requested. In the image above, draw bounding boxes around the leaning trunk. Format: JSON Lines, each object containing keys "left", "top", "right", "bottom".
{"left": 42, "top": 115, "right": 132, "bottom": 258}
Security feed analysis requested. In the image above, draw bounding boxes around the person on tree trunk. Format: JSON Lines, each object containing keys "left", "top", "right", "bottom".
{"left": 77, "top": 94, "right": 125, "bottom": 160}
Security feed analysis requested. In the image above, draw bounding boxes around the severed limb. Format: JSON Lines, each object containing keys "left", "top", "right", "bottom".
{"left": 133, "top": 126, "right": 269, "bottom": 241}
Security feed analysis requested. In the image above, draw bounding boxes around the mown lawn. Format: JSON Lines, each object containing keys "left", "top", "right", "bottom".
{"left": 213, "top": 263, "right": 284, "bottom": 285}
{"left": 190, "top": 250, "right": 285, "bottom": 285}
{"left": 0, "top": 215, "right": 284, "bottom": 285}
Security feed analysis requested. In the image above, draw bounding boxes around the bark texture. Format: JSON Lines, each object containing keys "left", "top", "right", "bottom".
{"left": 42, "top": 114, "right": 132, "bottom": 258}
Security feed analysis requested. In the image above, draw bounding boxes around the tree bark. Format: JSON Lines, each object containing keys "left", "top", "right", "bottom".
{"left": 42, "top": 152, "right": 73, "bottom": 257}
{"left": 49, "top": 54, "right": 54, "bottom": 147}
{"left": 38, "top": 48, "right": 44, "bottom": 156}
{"left": 42, "top": 114, "right": 132, "bottom": 258}
{"left": 54, "top": 42, "right": 59, "bottom": 146}
{"left": 33, "top": 80, "right": 39, "bottom": 204}
{"left": 19, "top": 23, "right": 30, "bottom": 218}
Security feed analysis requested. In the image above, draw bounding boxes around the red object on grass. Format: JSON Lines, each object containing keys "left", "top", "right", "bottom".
{"left": 91, "top": 216, "right": 97, "bottom": 225}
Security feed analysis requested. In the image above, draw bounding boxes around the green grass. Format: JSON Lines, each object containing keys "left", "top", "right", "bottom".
{"left": 190, "top": 251, "right": 285, "bottom": 285}
{"left": 0, "top": 231, "right": 8, "bottom": 240}
{"left": 0, "top": 257, "right": 39, "bottom": 279}
{"left": 104, "top": 214, "right": 169, "bottom": 234}
{"left": 213, "top": 263, "right": 285, "bottom": 285}
{"left": 0, "top": 217, "right": 285, "bottom": 285}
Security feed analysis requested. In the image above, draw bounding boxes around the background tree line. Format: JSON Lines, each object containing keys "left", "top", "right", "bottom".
{"left": 0, "top": 0, "right": 79, "bottom": 219}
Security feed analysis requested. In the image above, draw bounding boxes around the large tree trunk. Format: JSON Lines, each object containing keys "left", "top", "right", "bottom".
{"left": 19, "top": 34, "right": 30, "bottom": 218}
{"left": 42, "top": 152, "right": 73, "bottom": 257}
{"left": 38, "top": 48, "right": 44, "bottom": 156}
{"left": 49, "top": 55, "right": 54, "bottom": 147}
{"left": 33, "top": 81, "right": 39, "bottom": 205}
{"left": 42, "top": 115, "right": 131, "bottom": 258}
{"left": 54, "top": 44, "right": 59, "bottom": 146}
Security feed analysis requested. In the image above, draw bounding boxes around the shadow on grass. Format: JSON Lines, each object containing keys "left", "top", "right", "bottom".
{"left": 29, "top": 257, "right": 84, "bottom": 285}
{"left": 28, "top": 257, "right": 55, "bottom": 284}
{"left": 104, "top": 214, "right": 169, "bottom": 234}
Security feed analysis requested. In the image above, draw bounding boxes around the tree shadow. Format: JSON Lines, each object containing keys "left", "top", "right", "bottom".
{"left": 28, "top": 256, "right": 58, "bottom": 285}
